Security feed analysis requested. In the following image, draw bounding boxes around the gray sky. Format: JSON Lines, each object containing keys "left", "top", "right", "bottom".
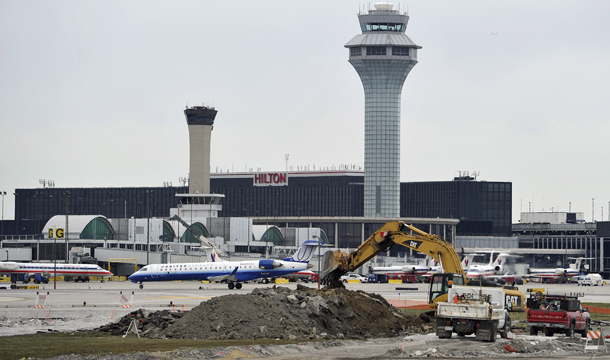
{"left": 1, "top": 1, "right": 609, "bottom": 223}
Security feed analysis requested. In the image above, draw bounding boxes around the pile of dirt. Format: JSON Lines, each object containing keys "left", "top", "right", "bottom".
{"left": 97, "top": 285, "right": 432, "bottom": 340}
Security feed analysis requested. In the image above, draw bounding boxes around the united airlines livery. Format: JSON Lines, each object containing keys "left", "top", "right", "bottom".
{"left": 128, "top": 240, "right": 322, "bottom": 289}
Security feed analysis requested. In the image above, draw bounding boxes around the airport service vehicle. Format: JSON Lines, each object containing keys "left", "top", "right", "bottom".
{"left": 578, "top": 273, "right": 603, "bottom": 286}
{"left": 435, "top": 286, "right": 511, "bottom": 342}
{"left": 340, "top": 273, "right": 368, "bottom": 283}
{"left": 129, "top": 240, "right": 322, "bottom": 289}
{"left": 527, "top": 292, "right": 590, "bottom": 337}
{"left": 0, "top": 262, "right": 112, "bottom": 284}
{"left": 319, "top": 221, "right": 526, "bottom": 312}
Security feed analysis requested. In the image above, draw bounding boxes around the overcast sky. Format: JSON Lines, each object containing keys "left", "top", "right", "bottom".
{"left": 1, "top": 1, "right": 609, "bottom": 223}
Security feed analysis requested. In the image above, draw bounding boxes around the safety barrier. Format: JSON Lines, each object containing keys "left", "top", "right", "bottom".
{"left": 119, "top": 291, "right": 133, "bottom": 308}
{"left": 584, "top": 328, "right": 606, "bottom": 353}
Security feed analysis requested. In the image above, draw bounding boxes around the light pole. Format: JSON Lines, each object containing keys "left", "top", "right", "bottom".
{"left": 313, "top": 235, "right": 321, "bottom": 289}
{"left": 0, "top": 191, "right": 6, "bottom": 239}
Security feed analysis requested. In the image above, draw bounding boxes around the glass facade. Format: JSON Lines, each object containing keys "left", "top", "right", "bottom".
{"left": 400, "top": 181, "right": 512, "bottom": 236}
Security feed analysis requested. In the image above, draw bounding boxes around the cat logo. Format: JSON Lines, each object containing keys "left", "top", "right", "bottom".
{"left": 401, "top": 240, "right": 423, "bottom": 250}
{"left": 505, "top": 294, "right": 521, "bottom": 311}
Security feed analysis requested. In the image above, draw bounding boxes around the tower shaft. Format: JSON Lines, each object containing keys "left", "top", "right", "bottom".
{"left": 345, "top": 3, "right": 421, "bottom": 217}
{"left": 184, "top": 105, "right": 218, "bottom": 194}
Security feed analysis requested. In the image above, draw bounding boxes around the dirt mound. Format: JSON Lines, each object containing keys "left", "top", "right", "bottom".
{"left": 98, "top": 285, "right": 432, "bottom": 340}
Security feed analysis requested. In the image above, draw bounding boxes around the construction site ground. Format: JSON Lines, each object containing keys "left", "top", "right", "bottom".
{"left": 1, "top": 280, "right": 610, "bottom": 359}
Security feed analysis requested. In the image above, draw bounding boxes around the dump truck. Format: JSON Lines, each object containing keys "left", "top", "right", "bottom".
{"left": 435, "top": 285, "right": 511, "bottom": 342}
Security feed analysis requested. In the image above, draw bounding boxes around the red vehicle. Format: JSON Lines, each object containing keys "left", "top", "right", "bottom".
{"left": 526, "top": 293, "right": 590, "bottom": 337}
{"left": 386, "top": 273, "right": 417, "bottom": 283}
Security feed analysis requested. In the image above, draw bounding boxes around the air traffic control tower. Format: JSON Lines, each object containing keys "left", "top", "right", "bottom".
{"left": 184, "top": 105, "right": 217, "bottom": 194}
{"left": 345, "top": 3, "right": 421, "bottom": 217}
{"left": 172, "top": 105, "right": 224, "bottom": 223}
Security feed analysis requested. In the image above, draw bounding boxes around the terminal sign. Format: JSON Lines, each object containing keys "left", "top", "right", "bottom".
{"left": 253, "top": 172, "right": 288, "bottom": 187}
{"left": 56, "top": 228, "right": 64, "bottom": 239}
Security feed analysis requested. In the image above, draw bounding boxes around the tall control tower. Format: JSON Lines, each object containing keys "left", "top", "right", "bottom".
{"left": 184, "top": 105, "right": 218, "bottom": 194}
{"left": 345, "top": 3, "right": 421, "bottom": 217}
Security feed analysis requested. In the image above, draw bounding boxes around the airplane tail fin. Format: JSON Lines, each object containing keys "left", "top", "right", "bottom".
{"left": 283, "top": 240, "right": 323, "bottom": 263}
{"left": 210, "top": 249, "right": 226, "bottom": 262}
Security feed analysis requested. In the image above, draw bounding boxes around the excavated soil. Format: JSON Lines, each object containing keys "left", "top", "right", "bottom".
{"left": 97, "top": 285, "right": 432, "bottom": 340}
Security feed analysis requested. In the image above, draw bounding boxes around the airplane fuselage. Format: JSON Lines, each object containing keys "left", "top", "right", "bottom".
{"left": 0, "top": 261, "right": 112, "bottom": 278}
{"left": 128, "top": 259, "right": 309, "bottom": 283}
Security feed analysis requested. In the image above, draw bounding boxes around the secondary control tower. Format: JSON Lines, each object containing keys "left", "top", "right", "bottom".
{"left": 345, "top": 3, "right": 421, "bottom": 217}
{"left": 184, "top": 105, "right": 218, "bottom": 194}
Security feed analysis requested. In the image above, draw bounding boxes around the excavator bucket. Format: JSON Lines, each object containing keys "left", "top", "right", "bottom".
{"left": 320, "top": 250, "right": 349, "bottom": 285}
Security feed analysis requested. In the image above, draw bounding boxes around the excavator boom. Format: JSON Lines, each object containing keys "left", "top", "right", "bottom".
{"left": 320, "top": 221, "right": 526, "bottom": 312}
{"left": 320, "top": 221, "right": 463, "bottom": 284}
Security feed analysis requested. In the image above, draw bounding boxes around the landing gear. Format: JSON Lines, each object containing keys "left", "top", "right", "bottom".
{"left": 227, "top": 282, "right": 242, "bottom": 290}
{"left": 139, "top": 283, "right": 143, "bottom": 289}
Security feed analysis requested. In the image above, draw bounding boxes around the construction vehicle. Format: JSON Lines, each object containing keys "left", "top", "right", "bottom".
{"left": 436, "top": 285, "right": 511, "bottom": 341}
{"left": 526, "top": 291, "right": 590, "bottom": 337}
{"left": 320, "top": 221, "right": 526, "bottom": 312}
{"left": 170, "top": 214, "right": 227, "bottom": 256}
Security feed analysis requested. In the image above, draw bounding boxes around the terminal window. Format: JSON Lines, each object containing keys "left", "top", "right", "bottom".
{"left": 350, "top": 47, "right": 362, "bottom": 56}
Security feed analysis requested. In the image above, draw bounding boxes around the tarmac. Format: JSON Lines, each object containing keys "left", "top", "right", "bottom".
{"left": 1, "top": 280, "right": 609, "bottom": 320}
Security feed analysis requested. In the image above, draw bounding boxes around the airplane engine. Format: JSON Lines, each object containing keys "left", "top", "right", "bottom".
{"left": 0, "top": 262, "right": 18, "bottom": 271}
{"left": 259, "top": 259, "right": 282, "bottom": 269}
{"left": 494, "top": 265, "right": 503, "bottom": 273}
{"left": 401, "top": 266, "right": 416, "bottom": 274}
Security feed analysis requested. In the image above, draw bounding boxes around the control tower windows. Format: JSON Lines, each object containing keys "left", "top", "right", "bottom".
{"left": 360, "top": 23, "right": 406, "bottom": 33}
{"left": 366, "top": 46, "right": 386, "bottom": 56}
{"left": 392, "top": 47, "right": 410, "bottom": 56}
{"left": 350, "top": 47, "right": 362, "bottom": 56}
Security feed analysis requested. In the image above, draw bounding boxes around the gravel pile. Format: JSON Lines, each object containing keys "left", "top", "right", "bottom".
{"left": 97, "top": 284, "right": 433, "bottom": 340}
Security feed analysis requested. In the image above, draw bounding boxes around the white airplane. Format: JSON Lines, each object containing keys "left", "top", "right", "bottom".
{"left": 0, "top": 261, "right": 113, "bottom": 283}
{"left": 371, "top": 256, "right": 434, "bottom": 279}
{"left": 526, "top": 257, "right": 585, "bottom": 282}
{"left": 128, "top": 240, "right": 322, "bottom": 289}
{"left": 466, "top": 251, "right": 507, "bottom": 279}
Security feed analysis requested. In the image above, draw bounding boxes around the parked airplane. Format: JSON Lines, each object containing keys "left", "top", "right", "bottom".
{"left": 0, "top": 261, "right": 113, "bottom": 283}
{"left": 526, "top": 257, "right": 585, "bottom": 282}
{"left": 128, "top": 240, "right": 323, "bottom": 289}
{"left": 466, "top": 251, "right": 507, "bottom": 279}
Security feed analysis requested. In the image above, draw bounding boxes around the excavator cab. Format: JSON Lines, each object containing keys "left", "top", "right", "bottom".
{"left": 429, "top": 273, "right": 465, "bottom": 304}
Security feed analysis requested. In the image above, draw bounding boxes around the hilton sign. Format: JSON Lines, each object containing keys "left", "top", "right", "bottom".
{"left": 253, "top": 172, "right": 288, "bottom": 187}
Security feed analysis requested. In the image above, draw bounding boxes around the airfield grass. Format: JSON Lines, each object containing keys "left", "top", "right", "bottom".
{"left": 0, "top": 332, "right": 307, "bottom": 360}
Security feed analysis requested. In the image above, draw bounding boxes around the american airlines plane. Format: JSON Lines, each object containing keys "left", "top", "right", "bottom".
{"left": 129, "top": 240, "right": 322, "bottom": 289}
{"left": 0, "top": 261, "right": 112, "bottom": 283}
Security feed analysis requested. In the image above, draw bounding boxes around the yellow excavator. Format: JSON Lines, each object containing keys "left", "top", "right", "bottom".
{"left": 320, "top": 221, "right": 526, "bottom": 312}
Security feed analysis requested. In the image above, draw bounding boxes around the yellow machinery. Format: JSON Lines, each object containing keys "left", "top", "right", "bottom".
{"left": 320, "top": 221, "right": 526, "bottom": 312}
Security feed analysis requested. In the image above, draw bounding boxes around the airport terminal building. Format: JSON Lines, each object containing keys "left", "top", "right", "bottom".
{"left": 8, "top": 170, "right": 511, "bottom": 240}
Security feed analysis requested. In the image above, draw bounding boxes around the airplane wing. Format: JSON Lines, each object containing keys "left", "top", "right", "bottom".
{"left": 208, "top": 267, "right": 239, "bottom": 282}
